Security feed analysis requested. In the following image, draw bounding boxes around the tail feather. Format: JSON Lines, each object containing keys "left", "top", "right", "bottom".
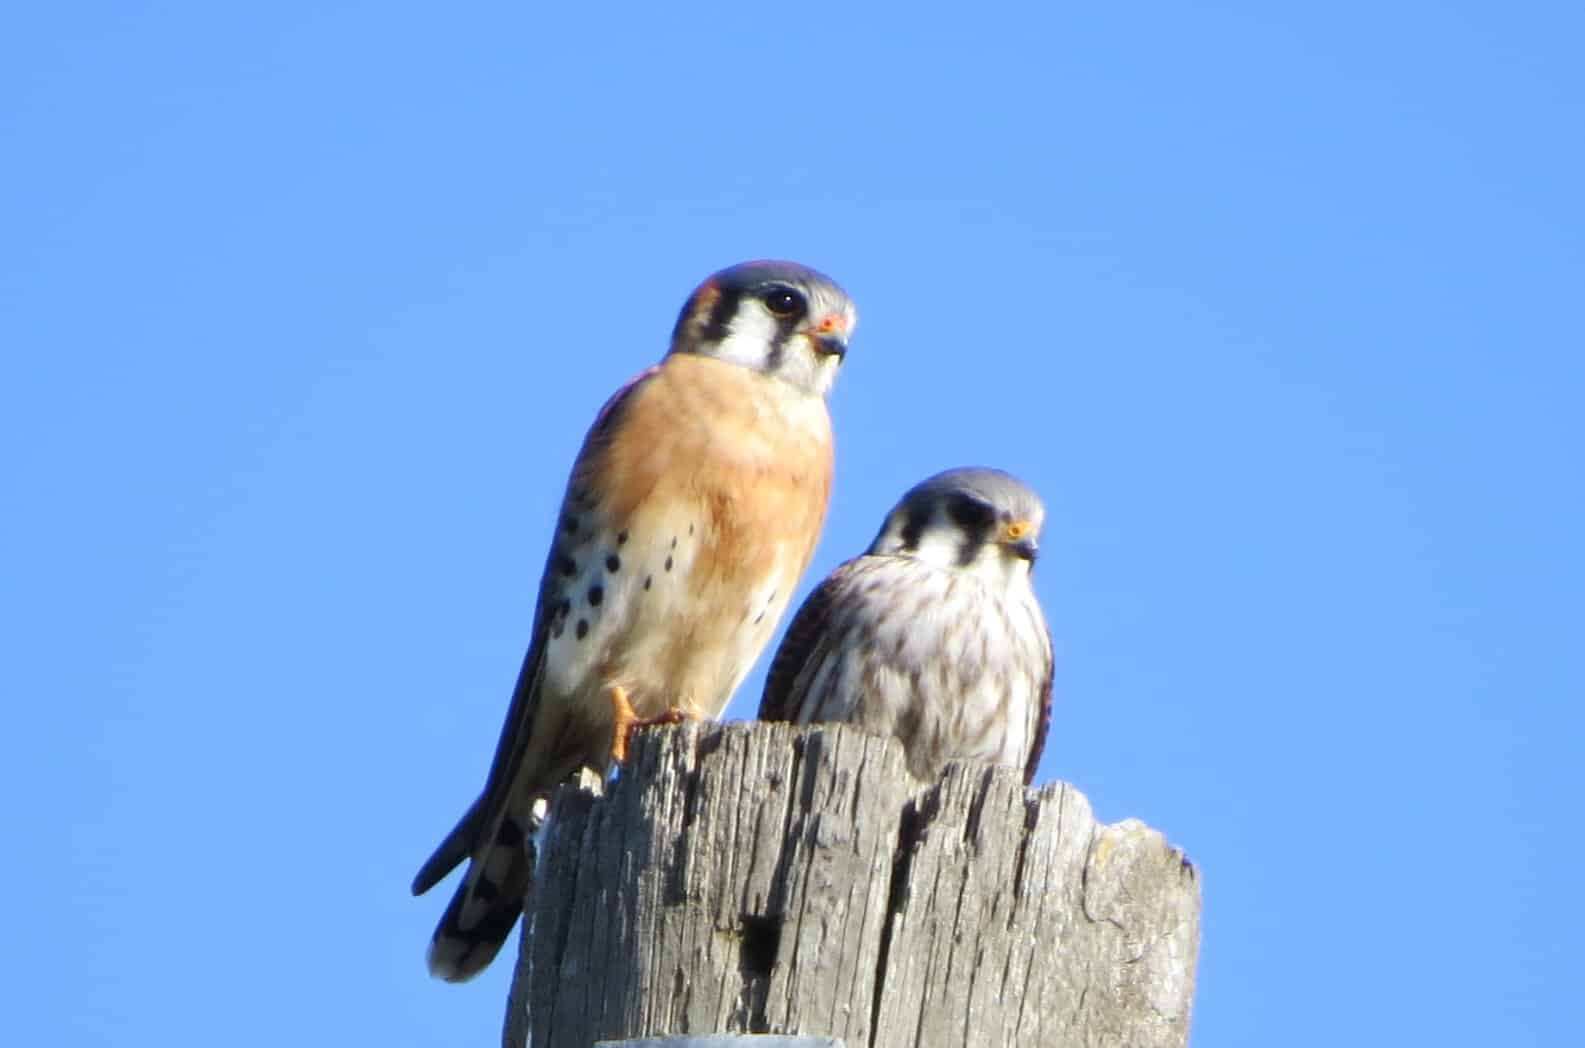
{"left": 412, "top": 795, "right": 483, "bottom": 897}
{"left": 421, "top": 806, "right": 541, "bottom": 982}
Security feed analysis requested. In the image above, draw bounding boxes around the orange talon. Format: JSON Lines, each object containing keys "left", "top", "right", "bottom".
{"left": 608, "top": 685, "right": 691, "bottom": 764}
{"left": 609, "top": 685, "right": 638, "bottom": 764}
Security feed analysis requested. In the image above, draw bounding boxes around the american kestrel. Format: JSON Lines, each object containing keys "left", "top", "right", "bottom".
{"left": 759, "top": 467, "right": 1053, "bottom": 784}
{"left": 412, "top": 261, "right": 856, "bottom": 981}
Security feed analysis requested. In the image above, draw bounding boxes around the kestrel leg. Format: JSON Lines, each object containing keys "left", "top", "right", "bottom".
{"left": 608, "top": 684, "right": 693, "bottom": 764}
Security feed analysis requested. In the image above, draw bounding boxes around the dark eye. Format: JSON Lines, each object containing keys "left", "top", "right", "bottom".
{"left": 762, "top": 286, "right": 806, "bottom": 318}
{"left": 946, "top": 495, "right": 995, "bottom": 531}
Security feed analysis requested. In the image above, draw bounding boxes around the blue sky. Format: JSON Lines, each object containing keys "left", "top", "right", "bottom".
{"left": 5, "top": 3, "right": 1581, "bottom": 1045}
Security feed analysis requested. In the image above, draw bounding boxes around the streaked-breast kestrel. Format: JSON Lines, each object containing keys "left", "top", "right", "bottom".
{"left": 759, "top": 467, "right": 1053, "bottom": 784}
{"left": 413, "top": 261, "right": 856, "bottom": 981}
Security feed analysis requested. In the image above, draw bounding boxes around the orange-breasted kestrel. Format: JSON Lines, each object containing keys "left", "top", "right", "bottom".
{"left": 412, "top": 261, "right": 855, "bottom": 980}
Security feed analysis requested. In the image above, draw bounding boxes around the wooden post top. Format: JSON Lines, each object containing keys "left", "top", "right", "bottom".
{"left": 509, "top": 721, "right": 1200, "bottom": 1048}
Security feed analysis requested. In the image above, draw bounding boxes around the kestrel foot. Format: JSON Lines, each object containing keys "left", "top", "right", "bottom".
{"left": 608, "top": 686, "right": 692, "bottom": 764}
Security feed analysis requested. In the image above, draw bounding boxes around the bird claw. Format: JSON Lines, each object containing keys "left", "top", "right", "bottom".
{"left": 608, "top": 686, "right": 690, "bottom": 764}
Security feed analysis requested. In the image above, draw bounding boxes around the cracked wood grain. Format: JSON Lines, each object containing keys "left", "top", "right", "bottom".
{"left": 507, "top": 722, "right": 1199, "bottom": 1048}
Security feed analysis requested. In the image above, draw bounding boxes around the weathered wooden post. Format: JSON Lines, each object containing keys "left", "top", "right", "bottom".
{"left": 507, "top": 722, "right": 1200, "bottom": 1048}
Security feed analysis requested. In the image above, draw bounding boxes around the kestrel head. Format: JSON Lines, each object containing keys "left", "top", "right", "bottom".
{"left": 669, "top": 260, "right": 856, "bottom": 398}
{"left": 867, "top": 467, "right": 1046, "bottom": 586}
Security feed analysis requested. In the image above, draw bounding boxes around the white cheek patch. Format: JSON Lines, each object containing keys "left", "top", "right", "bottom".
{"left": 711, "top": 308, "right": 781, "bottom": 372}
{"left": 706, "top": 307, "right": 839, "bottom": 398}
{"left": 909, "top": 527, "right": 965, "bottom": 571}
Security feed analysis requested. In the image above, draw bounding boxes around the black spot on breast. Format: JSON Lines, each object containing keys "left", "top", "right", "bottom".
{"left": 576, "top": 618, "right": 589, "bottom": 640}
{"left": 558, "top": 555, "right": 577, "bottom": 578}
{"left": 588, "top": 584, "right": 604, "bottom": 607}
{"left": 664, "top": 555, "right": 673, "bottom": 572}
{"left": 670, "top": 536, "right": 678, "bottom": 550}
{"left": 561, "top": 515, "right": 578, "bottom": 536}
{"left": 644, "top": 575, "right": 653, "bottom": 590}
{"left": 688, "top": 523, "right": 695, "bottom": 536}
{"left": 606, "top": 554, "right": 621, "bottom": 573}
{"left": 617, "top": 530, "right": 629, "bottom": 546}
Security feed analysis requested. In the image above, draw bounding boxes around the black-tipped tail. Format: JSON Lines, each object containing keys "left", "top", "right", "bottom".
{"left": 420, "top": 810, "right": 537, "bottom": 982}
{"left": 425, "top": 873, "right": 526, "bottom": 982}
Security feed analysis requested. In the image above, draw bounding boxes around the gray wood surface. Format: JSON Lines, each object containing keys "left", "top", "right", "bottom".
{"left": 507, "top": 722, "right": 1199, "bottom": 1048}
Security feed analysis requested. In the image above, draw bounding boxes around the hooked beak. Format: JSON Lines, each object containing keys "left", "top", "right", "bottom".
{"left": 808, "top": 313, "right": 849, "bottom": 360}
{"left": 812, "top": 334, "right": 848, "bottom": 360}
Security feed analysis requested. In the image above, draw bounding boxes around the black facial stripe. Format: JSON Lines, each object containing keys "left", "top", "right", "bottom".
{"left": 699, "top": 285, "right": 741, "bottom": 345}
{"left": 766, "top": 328, "right": 791, "bottom": 372}
{"left": 898, "top": 505, "right": 930, "bottom": 552}
{"left": 762, "top": 288, "right": 804, "bottom": 371}
{"left": 945, "top": 495, "right": 996, "bottom": 564}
